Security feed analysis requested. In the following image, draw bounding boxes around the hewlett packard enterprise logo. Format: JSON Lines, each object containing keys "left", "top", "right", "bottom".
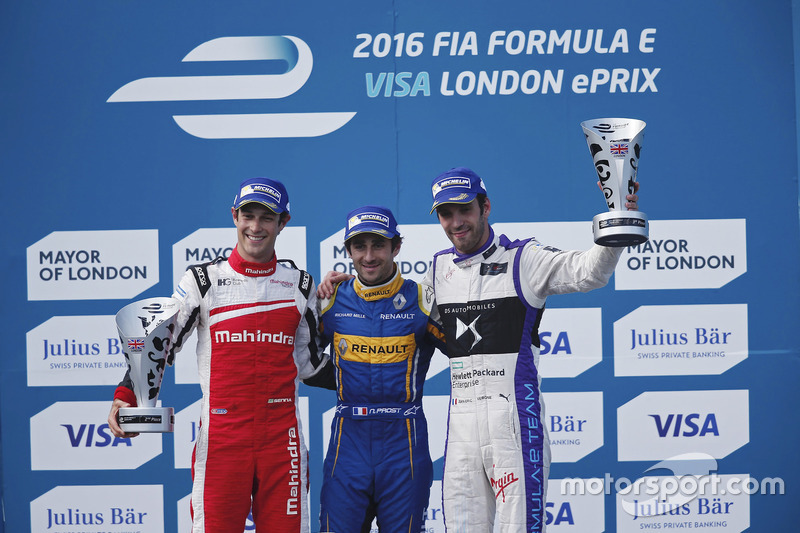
{"left": 108, "top": 35, "right": 355, "bottom": 139}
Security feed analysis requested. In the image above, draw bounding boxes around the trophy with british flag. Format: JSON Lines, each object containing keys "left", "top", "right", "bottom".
{"left": 115, "top": 297, "right": 180, "bottom": 432}
{"left": 581, "top": 118, "right": 649, "bottom": 246}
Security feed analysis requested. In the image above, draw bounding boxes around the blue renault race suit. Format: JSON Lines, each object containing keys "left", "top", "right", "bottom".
{"left": 317, "top": 266, "right": 445, "bottom": 533}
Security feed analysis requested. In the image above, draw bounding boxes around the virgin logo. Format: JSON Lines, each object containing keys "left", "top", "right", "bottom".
{"left": 491, "top": 470, "right": 519, "bottom": 502}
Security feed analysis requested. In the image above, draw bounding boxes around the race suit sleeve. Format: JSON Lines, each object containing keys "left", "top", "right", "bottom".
{"left": 418, "top": 275, "right": 447, "bottom": 353}
{"left": 518, "top": 242, "right": 624, "bottom": 307}
{"left": 293, "top": 271, "right": 330, "bottom": 381}
{"left": 301, "top": 356, "right": 336, "bottom": 390}
{"left": 301, "top": 294, "right": 336, "bottom": 390}
{"left": 113, "top": 266, "right": 205, "bottom": 405}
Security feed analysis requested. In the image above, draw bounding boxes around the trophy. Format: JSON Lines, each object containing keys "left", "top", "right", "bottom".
{"left": 581, "top": 118, "right": 649, "bottom": 247}
{"left": 115, "top": 297, "right": 180, "bottom": 433}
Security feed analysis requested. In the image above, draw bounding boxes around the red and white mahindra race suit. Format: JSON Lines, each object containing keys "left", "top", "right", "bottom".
{"left": 115, "top": 246, "right": 326, "bottom": 533}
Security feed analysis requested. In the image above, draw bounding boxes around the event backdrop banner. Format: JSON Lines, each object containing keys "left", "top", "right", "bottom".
{"left": 2, "top": 1, "right": 798, "bottom": 532}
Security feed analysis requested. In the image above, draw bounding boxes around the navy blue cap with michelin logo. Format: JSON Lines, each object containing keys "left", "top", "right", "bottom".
{"left": 429, "top": 167, "right": 488, "bottom": 214}
{"left": 344, "top": 205, "right": 400, "bottom": 242}
{"left": 233, "top": 177, "right": 290, "bottom": 214}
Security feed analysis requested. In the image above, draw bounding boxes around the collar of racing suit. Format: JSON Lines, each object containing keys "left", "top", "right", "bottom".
{"left": 352, "top": 263, "right": 404, "bottom": 301}
{"left": 228, "top": 245, "right": 277, "bottom": 277}
{"left": 452, "top": 226, "right": 500, "bottom": 268}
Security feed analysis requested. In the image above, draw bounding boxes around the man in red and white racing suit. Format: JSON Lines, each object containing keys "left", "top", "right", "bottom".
{"left": 108, "top": 177, "right": 327, "bottom": 533}
{"left": 426, "top": 167, "right": 638, "bottom": 532}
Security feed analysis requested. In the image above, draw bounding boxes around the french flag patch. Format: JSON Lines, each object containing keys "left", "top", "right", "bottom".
{"left": 353, "top": 407, "right": 368, "bottom": 416}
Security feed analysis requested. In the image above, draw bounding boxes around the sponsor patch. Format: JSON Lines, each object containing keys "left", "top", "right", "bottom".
{"left": 480, "top": 262, "right": 508, "bottom": 276}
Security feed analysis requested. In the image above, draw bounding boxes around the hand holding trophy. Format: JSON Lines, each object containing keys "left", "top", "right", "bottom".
{"left": 581, "top": 118, "right": 649, "bottom": 247}
{"left": 115, "top": 297, "right": 180, "bottom": 433}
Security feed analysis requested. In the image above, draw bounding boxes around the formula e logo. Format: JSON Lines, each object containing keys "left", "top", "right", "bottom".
{"left": 141, "top": 302, "right": 166, "bottom": 314}
{"left": 108, "top": 36, "right": 356, "bottom": 139}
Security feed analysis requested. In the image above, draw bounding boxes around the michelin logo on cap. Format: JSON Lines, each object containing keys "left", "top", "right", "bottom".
{"left": 344, "top": 205, "right": 400, "bottom": 241}
{"left": 431, "top": 177, "right": 472, "bottom": 197}
{"left": 240, "top": 183, "right": 282, "bottom": 211}
{"left": 349, "top": 212, "right": 391, "bottom": 230}
{"left": 244, "top": 183, "right": 281, "bottom": 202}
{"left": 233, "top": 177, "right": 290, "bottom": 213}
{"left": 430, "top": 167, "right": 488, "bottom": 213}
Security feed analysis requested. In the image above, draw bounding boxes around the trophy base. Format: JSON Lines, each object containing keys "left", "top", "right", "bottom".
{"left": 593, "top": 211, "right": 649, "bottom": 247}
{"left": 119, "top": 406, "right": 174, "bottom": 433}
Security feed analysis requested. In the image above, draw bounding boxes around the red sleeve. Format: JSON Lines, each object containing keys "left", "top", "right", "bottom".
{"left": 114, "top": 385, "right": 137, "bottom": 407}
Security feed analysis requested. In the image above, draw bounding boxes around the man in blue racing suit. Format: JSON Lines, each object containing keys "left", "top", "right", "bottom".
{"left": 313, "top": 205, "right": 446, "bottom": 533}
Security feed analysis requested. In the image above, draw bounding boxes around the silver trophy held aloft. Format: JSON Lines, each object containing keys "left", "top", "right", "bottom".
{"left": 581, "top": 118, "right": 649, "bottom": 247}
{"left": 115, "top": 297, "right": 180, "bottom": 433}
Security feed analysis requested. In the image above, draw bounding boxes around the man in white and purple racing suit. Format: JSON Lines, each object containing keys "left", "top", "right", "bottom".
{"left": 425, "top": 167, "right": 638, "bottom": 532}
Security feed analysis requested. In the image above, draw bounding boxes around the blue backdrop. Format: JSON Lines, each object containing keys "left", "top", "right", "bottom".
{"left": 2, "top": 1, "right": 799, "bottom": 531}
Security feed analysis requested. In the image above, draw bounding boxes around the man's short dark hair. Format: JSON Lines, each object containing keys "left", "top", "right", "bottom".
{"left": 476, "top": 194, "right": 488, "bottom": 215}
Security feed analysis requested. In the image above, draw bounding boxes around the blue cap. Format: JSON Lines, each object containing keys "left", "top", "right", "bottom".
{"left": 430, "top": 167, "right": 488, "bottom": 213}
{"left": 344, "top": 205, "right": 400, "bottom": 242}
{"left": 233, "top": 177, "right": 290, "bottom": 214}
